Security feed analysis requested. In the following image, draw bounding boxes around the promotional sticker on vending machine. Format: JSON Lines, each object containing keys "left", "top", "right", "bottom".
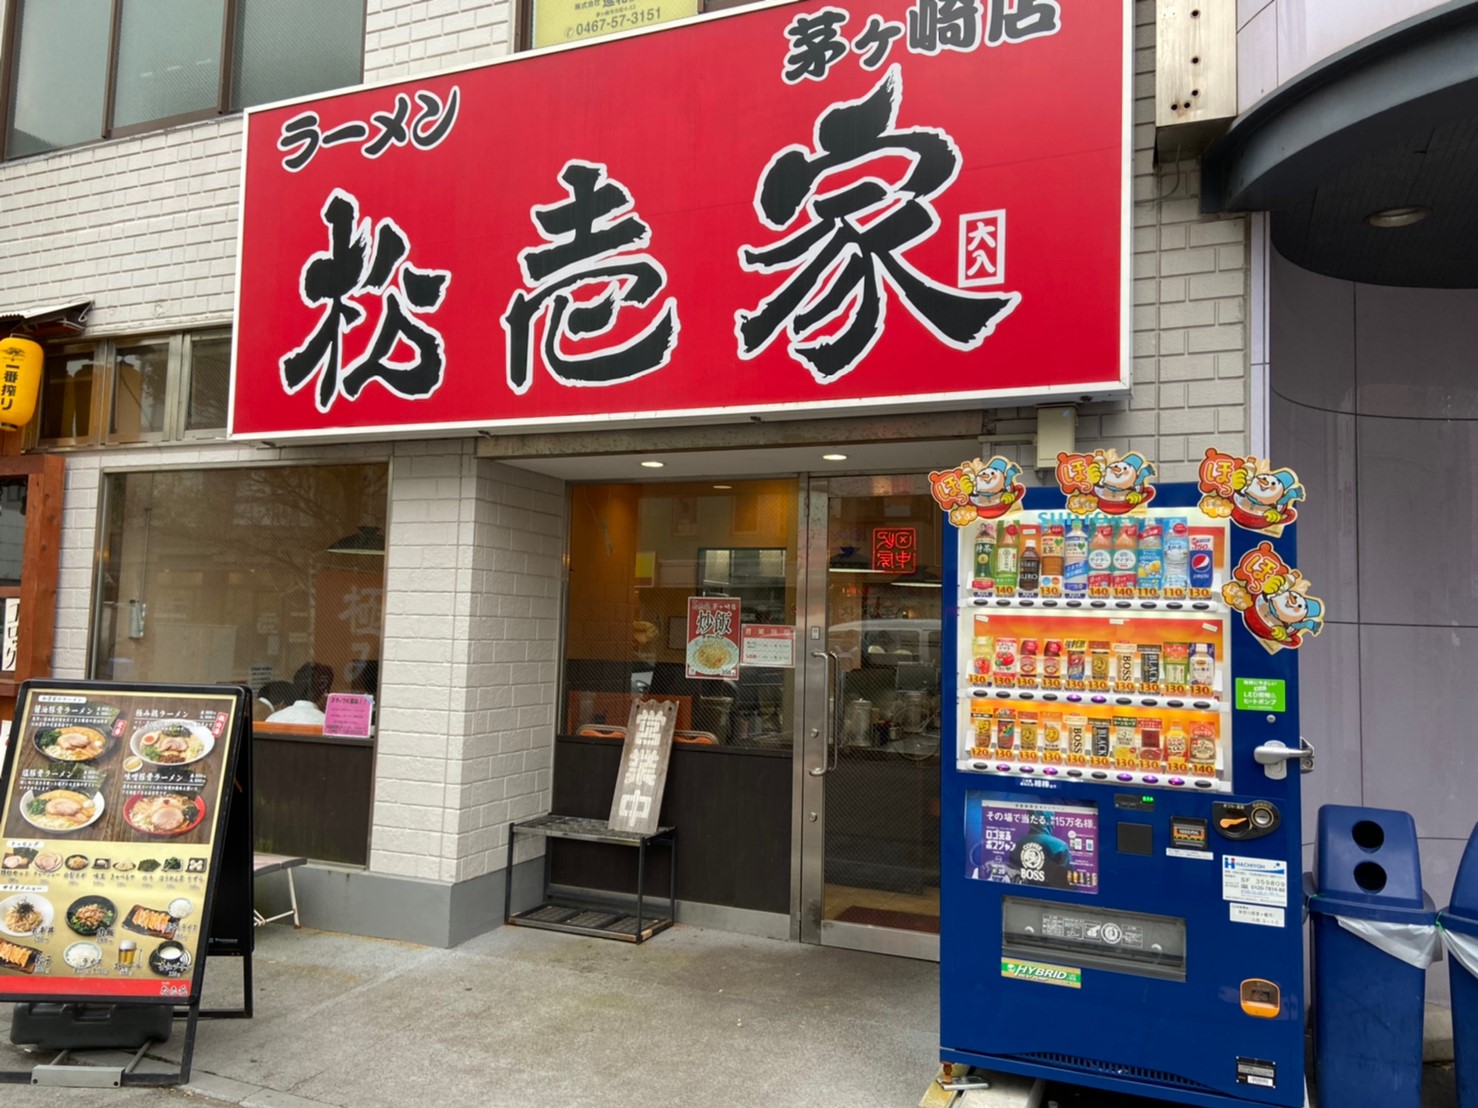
{"left": 932, "top": 448, "right": 1323, "bottom": 1108}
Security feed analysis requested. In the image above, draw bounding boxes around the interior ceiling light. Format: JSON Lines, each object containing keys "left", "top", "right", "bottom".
{"left": 822, "top": 453, "right": 848, "bottom": 461}
{"left": 640, "top": 460, "right": 665, "bottom": 468}
{"left": 1366, "top": 206, "right": 1430, "bottom": 229}
{"left": 712, "top": 484, "right": 733, "bottom": 489}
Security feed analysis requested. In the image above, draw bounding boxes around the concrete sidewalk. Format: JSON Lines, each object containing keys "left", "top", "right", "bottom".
{"left": 0, "top": 923, "right": 940, "bottom": 1108}
{"left": 0, "top": 924, "right": 1461, "bottom": 1107}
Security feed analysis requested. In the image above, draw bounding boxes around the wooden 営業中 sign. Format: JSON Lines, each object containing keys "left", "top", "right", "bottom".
{"left": 607, "top": 700, "right": 677, "bottom": 835}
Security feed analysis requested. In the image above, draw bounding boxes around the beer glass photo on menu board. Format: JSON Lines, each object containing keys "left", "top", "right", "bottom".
{"left": 0, "top": 682, "right": 247, "bottom": 1003}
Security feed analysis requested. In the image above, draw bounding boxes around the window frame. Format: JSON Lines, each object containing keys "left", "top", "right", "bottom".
{"left": 175, "top": 328, "right": 234, "bottom": 442}
{"left": 2, "top": 0, "right": 366, "bottom": 159}
{"left": 36, "top": 340, "right": 110, "bottom": 450}
{"left": 35, "top": 328, "right": 232, "bottom": 449}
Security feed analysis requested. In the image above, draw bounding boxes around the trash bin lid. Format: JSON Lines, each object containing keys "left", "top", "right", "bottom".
{"left": 1448, "top": 825, "right": 1478, "bottom": 919}
{"left": 1314, "top": 804, "right": 1426, "bottom": 909}
{"left": 1309, "top": 890, "right": 1436, "bottom": 925}
{"left": 1440, "top": 907, "right": 1478, "bottom": 939}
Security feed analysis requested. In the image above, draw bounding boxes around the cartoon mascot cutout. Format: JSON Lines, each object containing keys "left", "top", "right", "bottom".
{"left": 930, "top": 455, "right": 1026, "bottom": 526}
{"left": 1056, "top": 449, "right": 1157, "bottom": 515}
{"left": 1222, "top": 542, "right": 1326, "bottom": 653}
{"left": 1198, "top": 449, "right": 1303, "bottom": 537}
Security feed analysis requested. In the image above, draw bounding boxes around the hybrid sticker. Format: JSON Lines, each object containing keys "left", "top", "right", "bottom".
{"left": 1000, "top": 958, "right": 1082, "bottom": 989}
{"left": 1222, "top": 855, "right": 1289, "bottom": 908}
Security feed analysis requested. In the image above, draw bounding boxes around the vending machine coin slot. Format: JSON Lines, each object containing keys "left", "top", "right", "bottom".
{"left": 1212, "top": 801, "right": 1281, "bottom": 841}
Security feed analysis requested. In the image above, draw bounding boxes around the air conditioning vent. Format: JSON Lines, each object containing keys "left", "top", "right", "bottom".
{"left": 1014, "top": 1052, "right": 1214, "bottom": 1092}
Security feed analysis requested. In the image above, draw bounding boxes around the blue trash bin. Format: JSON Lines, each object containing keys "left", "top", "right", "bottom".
{"left": 1309, "top": 804, "right": 1436, "bottom": 1108}
{"left": 1440, "top": 823, "right": 1478, "bottom": 1108}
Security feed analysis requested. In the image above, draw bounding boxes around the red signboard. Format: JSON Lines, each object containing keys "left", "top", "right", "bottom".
{"left": 232, "top": 0, "right": 1130, "bottom": 440}
{"left": 872, "top": 526, "right": 918, "bottom": 573}
{"left": 685, "top": 597, "right": 742, "bottom": 679}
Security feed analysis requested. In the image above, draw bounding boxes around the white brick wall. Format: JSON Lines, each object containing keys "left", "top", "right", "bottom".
{"left": 376, "top": 442, "right": 563, "bottom": 882}
{"left": 365, "top": 0, "right": 515, "bottom": 83}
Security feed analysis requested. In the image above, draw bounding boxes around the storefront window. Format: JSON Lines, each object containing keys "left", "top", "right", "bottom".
{"left": 563, "top": 480, "right": 799, "bottom": 749}
{"left": 91, "top": 463, "right": 388, "bottom": 864}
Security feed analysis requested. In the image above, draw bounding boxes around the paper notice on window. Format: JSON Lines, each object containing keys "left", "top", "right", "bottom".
{"left": 741, "top": 625, "right": 795, "bottom": 668}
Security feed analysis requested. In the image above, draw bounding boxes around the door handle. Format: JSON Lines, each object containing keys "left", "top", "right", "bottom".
{"left": 810, "top": 650, "right": 841, "bottom": 775}
{"left": 826, "top": 650, "right": 842, "bottom": 770}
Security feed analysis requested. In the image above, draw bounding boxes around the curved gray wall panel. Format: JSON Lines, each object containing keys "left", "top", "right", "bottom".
{"left": 1270, "top": 246, "right": 1478, "bottom": 1005}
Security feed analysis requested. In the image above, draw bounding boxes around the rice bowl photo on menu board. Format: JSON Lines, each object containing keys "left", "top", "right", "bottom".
{"left": 0, "top": 683, "right": 246, "bottom": 1002}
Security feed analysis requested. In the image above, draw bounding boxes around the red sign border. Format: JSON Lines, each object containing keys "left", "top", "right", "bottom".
{"left": 228, "top": 0, "right": 1134, "bottom": 443}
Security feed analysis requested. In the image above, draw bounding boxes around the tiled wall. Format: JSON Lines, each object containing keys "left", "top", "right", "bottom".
{"left": 1270, "top": 247, "right": 1478, "bottom": 1003}
{"left": 377, "top": 442, "right": 562, "bottom": 883}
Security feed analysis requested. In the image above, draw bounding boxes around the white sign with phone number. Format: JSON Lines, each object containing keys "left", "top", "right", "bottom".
{"left": 1222, "top": 855, "right": 1289, "bottom": 907}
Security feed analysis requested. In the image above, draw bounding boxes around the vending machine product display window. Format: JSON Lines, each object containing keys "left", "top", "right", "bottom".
{"left": 956, "top": 507, "right": 1232, "bottom": 792}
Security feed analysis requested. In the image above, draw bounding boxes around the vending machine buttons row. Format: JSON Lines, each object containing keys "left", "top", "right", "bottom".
{"left": 964, "top": 761, "right": 1222, "bottom": 789}
{"left": 969, "top": 596, "right": 1224, "bottom": 614}
{"left": 968, "top": 687, "right": 1218, "bottom": 712}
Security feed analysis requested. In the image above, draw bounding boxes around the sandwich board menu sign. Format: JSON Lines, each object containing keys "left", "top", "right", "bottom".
{"left": 0, "top": 681, "right": 247, "bottom": 1004}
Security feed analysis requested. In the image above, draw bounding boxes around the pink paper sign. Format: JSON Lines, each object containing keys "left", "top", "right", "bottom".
{"left": 323, "top": 693, "right": 375, "bottom": 738}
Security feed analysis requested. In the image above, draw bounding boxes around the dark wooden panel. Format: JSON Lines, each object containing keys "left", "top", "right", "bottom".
{"left": 551, "top": 737, "right": 792, "bottom": 914}
{"left": 252, "top": 735, "right": 372, "bottom": 866}
{"left": 822, "top": 752, "right": 941, "bottom": 895}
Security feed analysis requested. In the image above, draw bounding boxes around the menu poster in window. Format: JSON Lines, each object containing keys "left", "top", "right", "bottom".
{"left": 965, "top": 794, "right": 1099, "bottom": 894}
{"left": 685, "top": 596, "right": 741, "bottom": 680}
{"left": 0, "top": 682, "right": 247, "bottom": 1002}
{"left": 608, "top": 699, "right": 677, "bottom": 836}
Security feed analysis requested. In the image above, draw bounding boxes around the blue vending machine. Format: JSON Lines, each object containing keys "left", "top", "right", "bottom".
{"left": 938, "top": 455, "right": 1317, "bottom": 1108}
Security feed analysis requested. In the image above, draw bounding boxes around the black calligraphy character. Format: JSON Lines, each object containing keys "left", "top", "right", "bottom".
{"left": 501, "top": 160, "right": 679, "bottom": 396}
{"left": 986, "top": 0, "right": 1061, "bottom": 45}
{"left": 364, "top": 93, "right": 411, "bottom": 158}
{"left": 281, "top": 189, "right": 451, "bottom": 412}
{"left": 410, "top": 87, "right": 460, "bottom": 150}
{"left": 852, "top": 16, "right": 905, "bottom": 69}
{"left": 736, "top": 66, "right": 1020, "bottom": 383}
{"left": 907, "top": 0, "right": 982, "bottom": 54}
{"left": 783, "top": 8, "right": 849, "bottom": 83}
{"left": 322, "top": 121, "right": 370, "bottom": 147}
{"left": 278, "top": 112, "right": 322, "bottom": 172}
{"left": 339, "top": 222, "right": 451, "bottom": 404}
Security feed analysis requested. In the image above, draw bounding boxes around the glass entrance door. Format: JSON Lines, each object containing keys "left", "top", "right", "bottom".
{"left": 797, "top": 475, "right": 943, "bottom": 958}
